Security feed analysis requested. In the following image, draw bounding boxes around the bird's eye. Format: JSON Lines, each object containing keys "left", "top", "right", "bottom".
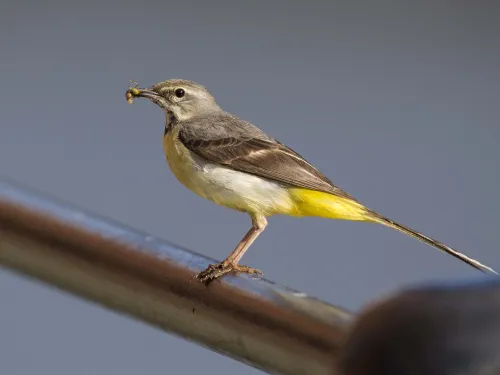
{"left": 175, "top": 88, "right": 185, "bottom": 98}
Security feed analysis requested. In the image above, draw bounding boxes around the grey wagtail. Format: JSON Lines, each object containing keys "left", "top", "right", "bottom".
{"left": 125, "top": 79, "right": 497, "bottom": 283}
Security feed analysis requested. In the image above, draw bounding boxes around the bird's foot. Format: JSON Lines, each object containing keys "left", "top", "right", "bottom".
{"left": 196, "top": 262, "right": 263, "bottom": 285}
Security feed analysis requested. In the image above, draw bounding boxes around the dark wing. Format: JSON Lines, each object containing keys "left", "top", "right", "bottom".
{"left": 178, "top": 120, "right": 358, "bottom": 201}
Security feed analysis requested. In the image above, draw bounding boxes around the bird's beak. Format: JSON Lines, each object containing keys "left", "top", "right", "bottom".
{"left": 125, "top": 87, "right": 162, "bottom": 104}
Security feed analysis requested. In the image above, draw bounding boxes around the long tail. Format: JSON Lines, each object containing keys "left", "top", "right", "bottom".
{"left": 368, "top": 211, "right": 498, "bottom": 275}
{"left": 288, "top": 188, "right": 497, "bottom": 274}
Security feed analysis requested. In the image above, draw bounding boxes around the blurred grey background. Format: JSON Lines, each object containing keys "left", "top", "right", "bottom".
{"left": 1, "top": 1, "right": 499, "bottom": 374}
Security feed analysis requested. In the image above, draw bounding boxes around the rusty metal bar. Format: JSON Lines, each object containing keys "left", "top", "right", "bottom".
{"left": 0, "top": 179, "right": 353, "bottom": 375}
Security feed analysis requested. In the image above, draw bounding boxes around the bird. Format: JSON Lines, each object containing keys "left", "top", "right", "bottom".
{"left": 124, "top": 78, "right": 497, "bottom": 284}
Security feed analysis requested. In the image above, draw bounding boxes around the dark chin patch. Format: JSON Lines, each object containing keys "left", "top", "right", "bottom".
{"left": 164, "top": 111, "right": 176, "bottom": 135}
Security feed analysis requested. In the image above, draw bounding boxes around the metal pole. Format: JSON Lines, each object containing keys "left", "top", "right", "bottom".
{"left": 0, "top": 180, "right": 353, "bottom": 375}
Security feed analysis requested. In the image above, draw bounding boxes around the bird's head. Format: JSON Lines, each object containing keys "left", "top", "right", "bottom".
{"left": 125, "top": 79, "right": 220, "bottom": 121}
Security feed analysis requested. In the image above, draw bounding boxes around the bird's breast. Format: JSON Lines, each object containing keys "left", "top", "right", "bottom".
{"left": 163, "top": 127, "right": 204, "bottom": 194}
{"left": 162, "top": 127, "right": 295, "bottom": 216}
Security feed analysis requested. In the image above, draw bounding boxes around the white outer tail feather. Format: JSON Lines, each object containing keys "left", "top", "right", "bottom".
{"left": 368, "top": 212, "right": 498, "bottom": 275}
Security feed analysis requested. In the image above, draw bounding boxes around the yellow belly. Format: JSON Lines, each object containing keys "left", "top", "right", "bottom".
{"left": 163, "top": 128, "right": 369, "bottom": 221}
{"left": 286, "top": 188, "right": 369, "bottom": 221}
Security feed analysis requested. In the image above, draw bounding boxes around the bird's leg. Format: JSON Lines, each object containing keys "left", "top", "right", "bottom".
{"left": 196, "top": 214, "right": 267, "bottom": 284}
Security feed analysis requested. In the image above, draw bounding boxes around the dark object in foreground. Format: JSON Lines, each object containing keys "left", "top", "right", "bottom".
{"left": 338, "top": 279, "right": 500, "bottom": 375}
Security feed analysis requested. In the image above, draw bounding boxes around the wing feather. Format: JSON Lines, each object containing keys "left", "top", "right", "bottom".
{"left": 176, "top": 114, "right": 358, "bottom": 201}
